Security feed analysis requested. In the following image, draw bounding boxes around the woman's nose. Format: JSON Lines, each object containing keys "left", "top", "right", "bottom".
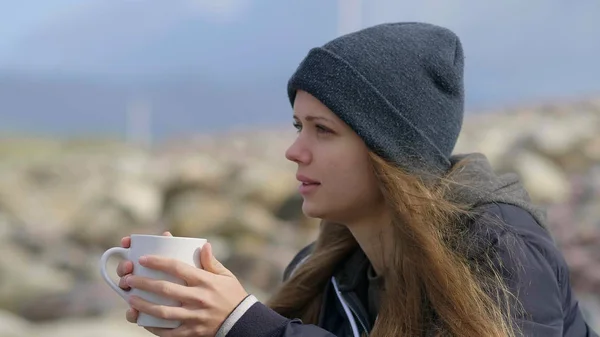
{"left": 285, "top": 137, "right": 311, "bottom": 164}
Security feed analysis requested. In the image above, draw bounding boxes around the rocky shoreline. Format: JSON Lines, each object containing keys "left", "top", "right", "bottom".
{"left": 1, "top": 96, "right": 599, "bottom": 336}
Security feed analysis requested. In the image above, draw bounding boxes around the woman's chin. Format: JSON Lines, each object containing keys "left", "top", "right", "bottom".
{"left": 301, "top": 201, "right": 327, "bottom": 219}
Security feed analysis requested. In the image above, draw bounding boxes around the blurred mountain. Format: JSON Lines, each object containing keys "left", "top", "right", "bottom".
{"left": 0, "top": 73, "right": 295, "bottom": 139}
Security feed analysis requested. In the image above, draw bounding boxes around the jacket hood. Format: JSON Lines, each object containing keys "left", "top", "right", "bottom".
{"left": 448, "top": 152, "right": 547, "bottom": 228}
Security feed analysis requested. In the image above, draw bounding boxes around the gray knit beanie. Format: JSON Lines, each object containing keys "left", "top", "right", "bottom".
{"left": 287, "top": 22, "right": 465, "bottom": 176}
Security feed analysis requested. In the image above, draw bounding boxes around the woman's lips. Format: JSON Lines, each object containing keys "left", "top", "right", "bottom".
{"left": 299, "top": 182, "right": 320, "bottom": 195}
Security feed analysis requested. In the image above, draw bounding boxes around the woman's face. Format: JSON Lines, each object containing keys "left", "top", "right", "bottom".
{"left": 285, "top": 90, "right": 384, "bottom": 224}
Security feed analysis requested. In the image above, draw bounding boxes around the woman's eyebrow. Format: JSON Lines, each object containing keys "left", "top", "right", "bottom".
{"left": 293, "top": 115, "right": 334, "bottom": 123}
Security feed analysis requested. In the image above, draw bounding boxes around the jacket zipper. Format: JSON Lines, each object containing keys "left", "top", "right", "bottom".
{"left": 344, "top": 292, "right": 371, "bottom": 334}
{"left": 331, "top": 276, "right": 361, "bottom": 337}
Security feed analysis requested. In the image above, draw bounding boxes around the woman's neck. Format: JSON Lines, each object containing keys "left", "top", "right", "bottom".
{"left": 344, "top": 210, "right": 394, "bottom": 276}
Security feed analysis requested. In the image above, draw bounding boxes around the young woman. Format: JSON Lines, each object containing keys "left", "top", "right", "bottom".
{"left": 115, "top": 22, "right": 598, "bottom": 336}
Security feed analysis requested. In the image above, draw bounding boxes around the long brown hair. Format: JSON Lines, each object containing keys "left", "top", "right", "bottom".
{"left": 267, "top": 153, "right": 520, "bottom": 336}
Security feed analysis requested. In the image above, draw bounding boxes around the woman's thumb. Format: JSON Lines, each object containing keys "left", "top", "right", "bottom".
{"left": 200, "top": 243, "right": 231, "bottom": 276}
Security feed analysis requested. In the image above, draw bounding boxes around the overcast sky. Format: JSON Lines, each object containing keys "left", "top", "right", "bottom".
{"left": 0, "top": 0, "right": 598, "bottom": 136}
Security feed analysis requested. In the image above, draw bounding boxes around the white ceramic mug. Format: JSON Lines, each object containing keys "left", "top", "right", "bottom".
{"left": 100, "top": 234, "right": 207, "bottom": 328}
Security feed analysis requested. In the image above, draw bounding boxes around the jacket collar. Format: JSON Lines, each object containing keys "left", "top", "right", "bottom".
{"left": 334, "top": 248, "right": 371, "bottom": 292}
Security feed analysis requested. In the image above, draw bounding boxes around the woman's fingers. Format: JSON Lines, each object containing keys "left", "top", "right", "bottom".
{"left": 118, "top": 232, "right": 171, "bottom": 290}
{"left": 126, "top": 307, "right": 139, "bottom": 323}
{"left": 119, "top": 276, "right": 131, "bottom": 290}
{"left": 139, "top": 256, "right": 210, "bottom": 286}
{"left": 117, "top": 260, "right": 133, "bottom": 278}
{"left": 130, "top": 295, "right": 195, "bottom": 321}
{"left": 121, "top": 236, "right": 131, "bottom": 248}
{"left": 126, "top": 276, "right": 203, "bottom": 304}
{"left": 117, "top": 259, "right": 134, "bottom": 277}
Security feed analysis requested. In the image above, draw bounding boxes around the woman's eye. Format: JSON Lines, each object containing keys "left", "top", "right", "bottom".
{"left": 293, "top": 121, "right": 332, "bottom": 135}
{"left": 316, "top": 124, "right": 332, "bottom": 134}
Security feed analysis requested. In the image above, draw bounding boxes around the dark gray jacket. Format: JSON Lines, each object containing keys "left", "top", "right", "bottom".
{"left": 220, "top": 153, "right": 598, "bottom": 337}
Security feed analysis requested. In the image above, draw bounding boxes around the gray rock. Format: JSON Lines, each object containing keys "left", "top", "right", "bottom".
{"left": 29, "top": 313, "right": 150, "bottom": 337}
{"left": 163, "top": 190, "right": 232, "bottom": 237}
{"left": 0, "top": 309, "right": 31, "bottom": 337}
{"left": 68, "top": 199, "right": 139, "bottom": 248}
{"left": 0, "top": 243, "right": 75, "bottom": 314}
{"left": 512, "top": 151, "right": 570, "bottom": 204}
{"left": 109, "top": 178, "right": 162, "bottom": 225}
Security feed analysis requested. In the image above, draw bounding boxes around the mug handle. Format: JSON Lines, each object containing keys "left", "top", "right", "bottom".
{"left": 99, "top": 247, "right": 130, "bottom": 302}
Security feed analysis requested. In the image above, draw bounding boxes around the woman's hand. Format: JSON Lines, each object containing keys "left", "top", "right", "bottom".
{"left": 116, "top": 230, "right": 173, "bottom": 319}
{"left": 123, "top": 240, "right": 249, "bottom": 337}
